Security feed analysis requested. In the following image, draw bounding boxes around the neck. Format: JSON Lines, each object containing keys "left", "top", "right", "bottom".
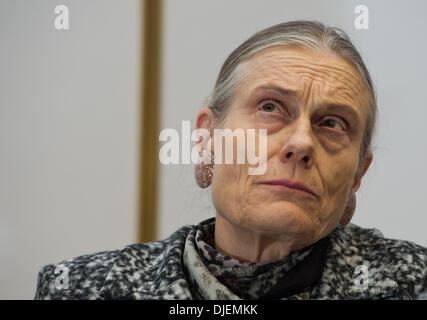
{"left": 214, "top": 213, "right": 301, "bottom": 263}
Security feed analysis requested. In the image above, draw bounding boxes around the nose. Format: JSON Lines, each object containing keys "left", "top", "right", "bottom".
{"left": 279, "top": 119, "right": 314, "bottom": 169}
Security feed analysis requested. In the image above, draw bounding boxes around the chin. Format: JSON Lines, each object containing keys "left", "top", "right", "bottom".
{"left": 242, "top": 204, "right": 315, "bottom": 236}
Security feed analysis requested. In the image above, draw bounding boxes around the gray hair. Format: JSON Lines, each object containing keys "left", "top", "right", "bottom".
{"left": 205, "top": 20, "right": 376, "bottom": 168}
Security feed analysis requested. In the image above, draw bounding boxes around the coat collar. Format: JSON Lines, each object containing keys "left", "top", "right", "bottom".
{"left": 311, "top": 223, "right": 401, "bottom": 299}
{"left": 99, "top": 225, "right": 193, "bottom": 299}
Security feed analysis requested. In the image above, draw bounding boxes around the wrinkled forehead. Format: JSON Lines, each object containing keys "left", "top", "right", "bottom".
{"left": 238, "top": 46, "right": 369, "bottom": 116}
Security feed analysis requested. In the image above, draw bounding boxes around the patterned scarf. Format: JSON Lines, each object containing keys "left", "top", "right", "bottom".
{"left": 183, "top": 219, "right": 332, "bottom": 299}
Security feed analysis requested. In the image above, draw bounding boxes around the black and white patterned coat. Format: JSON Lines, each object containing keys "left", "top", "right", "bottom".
{"left": 34, "top": 219, "right": 427, "bottom": 300}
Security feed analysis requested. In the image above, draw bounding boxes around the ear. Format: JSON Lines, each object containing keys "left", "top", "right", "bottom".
{"left": 194, "top": 108, "right": 216, "bottom": 188}
{"left": 352, "top": 151, "right": 373, "bottom": 192}
{"left": 195, "top": 107, "right": 215, "bottom": 151}
{"left": 340, "top": 190, "right": 356, "bottom": 226}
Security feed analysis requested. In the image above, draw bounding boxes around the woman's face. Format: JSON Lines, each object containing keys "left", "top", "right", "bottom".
{"left": 200, "top": 46, "right": 372, "bottom": 247}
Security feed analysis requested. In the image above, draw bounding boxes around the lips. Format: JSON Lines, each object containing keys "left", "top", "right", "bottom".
{"left": 259, "top": 179, "right": 317, "bottom": 197}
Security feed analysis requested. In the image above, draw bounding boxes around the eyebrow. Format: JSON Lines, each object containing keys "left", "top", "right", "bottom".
{"left": 253, "top": 85, "right": 296, "bottom": 98}
{"left": 252, "top": 84, "right": 362, "bottom": 126}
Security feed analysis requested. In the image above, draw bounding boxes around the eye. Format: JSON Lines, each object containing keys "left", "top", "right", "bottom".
{"left": 259, "top": 100, "right": 281, "bottom": 113}
{"left": 318, "top": 116, "right": 347, "bottom": 131}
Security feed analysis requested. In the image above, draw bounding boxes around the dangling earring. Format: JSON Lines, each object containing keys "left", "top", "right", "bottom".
{"left": 195, "top": 149, "right": 215, "bottom": 188}
{"left": 340, "top": 189, "right": 356, "bottom": 226}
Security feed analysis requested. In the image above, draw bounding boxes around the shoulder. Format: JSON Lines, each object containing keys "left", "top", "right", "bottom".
{"left": 34, "top": 224, "right": 194, "bottom": 300}
{"left": 341, "top": 223, "right": 426, "bottom": 298}
{"left": 343, "top": 223, "right": 426, "bottom": 264}
{"left": 34, "top": 249, "right": 121, "bottom": 300}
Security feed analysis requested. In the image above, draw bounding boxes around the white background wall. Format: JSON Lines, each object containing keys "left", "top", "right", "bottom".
{"left": 159, "top": 0, "right": 427, "bottom": 249}
{"left": 0, "top": 0, "right": 141, "bottom": 299}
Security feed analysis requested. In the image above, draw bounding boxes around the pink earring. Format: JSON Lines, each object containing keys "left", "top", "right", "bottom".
{"left": 341, "top": 189, "right": 356, "bottom": 226}
{"left": 195, "top": 149, "right": 215, "bottom": 188}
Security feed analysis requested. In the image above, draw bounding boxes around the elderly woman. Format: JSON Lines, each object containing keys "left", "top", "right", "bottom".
{"left": 35, "top": 21, "right": 426, "bottom": 300}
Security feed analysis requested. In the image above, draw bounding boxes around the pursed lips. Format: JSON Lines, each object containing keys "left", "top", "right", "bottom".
{"left": 258, "top": 179, "right": 318, "bottom": 197}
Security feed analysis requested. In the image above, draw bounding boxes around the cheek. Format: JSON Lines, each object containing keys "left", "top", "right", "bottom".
{"left": 318, "top": 153, "right": 358, "bottom": 215}
{"left": 211, "top": 163, "right": 250, "bottom": 216}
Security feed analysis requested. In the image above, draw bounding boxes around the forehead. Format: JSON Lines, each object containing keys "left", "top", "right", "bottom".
{"left": 238, "top": 46, "right": 369, "bottom": 116}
